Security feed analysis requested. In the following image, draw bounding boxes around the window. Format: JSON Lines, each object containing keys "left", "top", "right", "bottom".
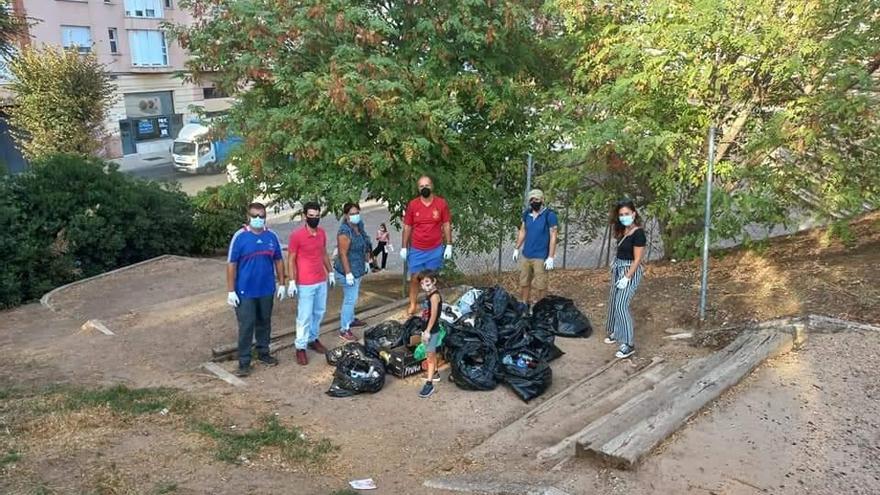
{"left": 61, "top": 26, "right": 92, "bottom": 54}
{"left": 128, "top": 30, "right": 168, "bottom": 66}
{"left": 164, "top": 0, "right": 173, "bottom": 8}
{"left": 108, "top": 28, "right": 119, "bottom": 54}
{"left": 124, "top": 0, "right": 164, "bottom": 18}
{"left": 202, "top": 87, "right": 228, "bottom": 99}
{"left": 198, "top": 143, "right": 212, "bottom": 157}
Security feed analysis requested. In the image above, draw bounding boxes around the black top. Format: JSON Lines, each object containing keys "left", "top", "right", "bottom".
{"left": 424, "top": 290, "right": 443, "bottom": 334}
{"left": 616, "top": 228, "right": 646, "bottom": 261}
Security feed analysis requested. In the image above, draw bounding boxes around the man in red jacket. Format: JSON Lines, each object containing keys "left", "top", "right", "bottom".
{"left": 400, "top": 176, "right": 453, "bottom": 315}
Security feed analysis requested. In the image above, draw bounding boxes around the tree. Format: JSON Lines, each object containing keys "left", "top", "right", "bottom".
{"left": 0, "top": 0, "right": 26, "bottom": 58}
{"left": 0, "top": 154, "right": 195, "bottom": 308}
{"left": 172, "top": 0, "right": 563, "bottom": 253}
{"left": 543, "top": 0, "right": 880, "bottom": 258}
{"left": 7, "top": 46, "right": 115, "bottom": 161}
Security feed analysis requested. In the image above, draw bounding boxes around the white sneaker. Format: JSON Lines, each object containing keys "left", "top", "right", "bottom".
{"left": 615, "top": 344, "right": 635, "bottom": 359}
{"left": 604, "top": 336, "right": 617, "bottom": 344}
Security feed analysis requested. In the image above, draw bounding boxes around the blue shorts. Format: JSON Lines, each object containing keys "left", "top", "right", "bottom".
{"left": 408, "top": 245, "right": 444, "bottom": 277}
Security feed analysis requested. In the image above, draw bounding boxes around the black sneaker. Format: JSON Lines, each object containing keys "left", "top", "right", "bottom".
{"left": 418, "top": 381, "right": 435, "bottom": 398}
{"left": 235, "top": 364, "right": 252, "bottom": 377}
{"left": 258, "top": 354, "right": 279, "bottom": 366}
{"left": 615, "top": 344, "right": 635, "bottom": 359}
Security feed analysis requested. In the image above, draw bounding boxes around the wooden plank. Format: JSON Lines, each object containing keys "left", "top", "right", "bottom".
{"left": 574, "top": 331, "right": 767, "bottom": 454}
{"left": 201, "top": 362, "right": 247, "bottom": 387}
{"left": 580, "top": 329, "right": 795, "bottom": 469}
{"left": 81, "top": 319, "right": 115, "bottom": 336}
{"left": 808, "top": 314, "right": 880, "bottom": 334}
{"left": 536, "top": 359, "right": 670, "bottom": 462}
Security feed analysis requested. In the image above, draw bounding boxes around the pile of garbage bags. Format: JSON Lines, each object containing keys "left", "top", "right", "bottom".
{"left": 445, "top": 286, "right": 592, "bottom": 402}
{"left": 324, "top": 286, "right": 591, "bottom": 401}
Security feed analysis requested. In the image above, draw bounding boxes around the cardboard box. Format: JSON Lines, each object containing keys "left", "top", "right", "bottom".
{"left": 384, "top": 345, "right": 425, "bottom": 378}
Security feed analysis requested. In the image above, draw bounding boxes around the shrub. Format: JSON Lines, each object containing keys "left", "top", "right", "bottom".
{"left": 0, "top": 154, "right": 195, "bottom": 308}
{"left": 191, "top": 183, "right": 248, "bottom": 255}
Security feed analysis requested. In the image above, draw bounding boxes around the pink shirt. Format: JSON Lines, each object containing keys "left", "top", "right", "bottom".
{"left": 288, "top": 226, "right": 328, "bottom": 286}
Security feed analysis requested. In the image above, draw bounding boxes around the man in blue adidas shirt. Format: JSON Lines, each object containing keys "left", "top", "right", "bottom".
{"left": 227, "top": 202, "right": 287, "bottom": 377}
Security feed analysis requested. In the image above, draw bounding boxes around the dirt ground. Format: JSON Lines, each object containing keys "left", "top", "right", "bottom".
{"left": 0, "top": 213, "right": 878, "bottom": 494}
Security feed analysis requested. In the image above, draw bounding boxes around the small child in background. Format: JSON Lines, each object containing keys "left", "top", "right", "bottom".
{"left": 371, "top": 223, "right": 391, "bottom": 272}
{"left": 417, "top": 270, "right": 442, "bottom": 398}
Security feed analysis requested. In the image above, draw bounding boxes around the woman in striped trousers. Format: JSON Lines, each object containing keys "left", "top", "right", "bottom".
{"left": 604, "top": 200, "right": 646, "bottom": 358}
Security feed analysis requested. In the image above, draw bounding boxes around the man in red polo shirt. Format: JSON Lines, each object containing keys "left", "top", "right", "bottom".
{"left": 287, "top": 201, "right": 335, "bottom": 365}
{"left": 400, "top": 176, "right": 453, "bottom": 314}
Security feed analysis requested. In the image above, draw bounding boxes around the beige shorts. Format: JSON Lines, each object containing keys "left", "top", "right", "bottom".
{"left": 519, "top": 258, "right": 548, "bottom": 290}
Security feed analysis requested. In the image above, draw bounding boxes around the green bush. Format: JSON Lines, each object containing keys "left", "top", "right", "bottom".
{"left": 191, "top": 183, "right": 248, "bottom": 255}
{"left": 0, "top": 154, "right": 195, "bottom": 308}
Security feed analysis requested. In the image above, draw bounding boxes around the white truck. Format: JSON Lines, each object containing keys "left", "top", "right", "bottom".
{"left": 171, "top": 123, "right": 241, "bottom": 174}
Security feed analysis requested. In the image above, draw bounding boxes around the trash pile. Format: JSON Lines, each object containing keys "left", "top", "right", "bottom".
{"left": 324, "top": 286, "right": 592, "bottom": 401}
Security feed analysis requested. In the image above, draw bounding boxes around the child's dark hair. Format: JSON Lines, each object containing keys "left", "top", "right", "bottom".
{"left": 417, "top": 270, "right": 439, "bottom": 283}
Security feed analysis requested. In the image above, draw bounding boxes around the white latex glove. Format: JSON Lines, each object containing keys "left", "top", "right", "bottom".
{"left": 345, "top": 273, "right": 355, "bottom": 286}
{"left": 399, "top": 247, "right": 408, "bottom": 260}
{"left": 365, "top": 261, "right": 371, "bottom": 274}
{"left": 328, "top": 272, "right": 336, "bottom": 288}
{"left": 287, "top": 281, "right": 298, "bottom": 298}
{"left": 512, "top": 249, "right": 519, "bottom": 262}
{"left": 444, "top": 245, "right": 453, "bottom": 260}
{"left": 421, "top": 330, "right": 431, "bottom": 343}
{"left": 227, "top": 291, "right": 240, "bottom": 307}
{"left": 276, "top": 284, "right": 286, "bottom": 301}
{"left": 616, "top": 276, "right": 630, "bottom": 290}
{"left": 544, "top": 257, "right": 555, "bottom": 270}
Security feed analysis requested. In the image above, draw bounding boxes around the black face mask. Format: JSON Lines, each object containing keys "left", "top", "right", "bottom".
{"left": 530, "top": 201, "right": 542, "bottom": 212}
{"left": 306, "top": 217, "right": 320, "bottom": 229}
{"left": 419, "top": 187, "right": 431, "bottom": 198}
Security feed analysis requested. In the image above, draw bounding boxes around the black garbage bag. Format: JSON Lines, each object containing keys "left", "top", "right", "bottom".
{"left": 325, "top": 342, "right": 369, "bottom": 366}
{"left": 474, "top": 313, "right": 499, "bottom": 346}
{"left": 449, "top": 341, "right": 499, "bottom": 391}
{"left": 557, "top": 305, "right": 592, "bottom": 338}
{"left": 364, "top": 321, "right": 405, "bottom": 357}
{"left": 502, "top": 326, "right": 564, "bottom": 363}
{"left": 532, "top": 296, "right": 592, "bottom": 338}
{"left": 326, "top": 355, "right": 386, "bottom": 397}
{"left": 497, "top": 318, "right": 529, "bottom": 348}
{"left": 499, "top": 350, "right": 552, "bottom": 402}
{"left": 402, "top": 316, "right": 426, "bottom": 345}
{"left": 491, "top": 286, "right": 512, "bottom": 320}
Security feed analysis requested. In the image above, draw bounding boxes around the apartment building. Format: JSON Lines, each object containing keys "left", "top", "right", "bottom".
{"left": 6, "top": 0, "right": 231, "bottom": 158}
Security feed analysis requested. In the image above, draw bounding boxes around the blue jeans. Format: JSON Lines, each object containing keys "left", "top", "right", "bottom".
{"left": 236, "top": 295, "right": 274, "bottom": 366}
{"left": 336, "top": 271, "right": 362, "bottom": 332}
{"left": 295, "top": 281, "right": 328, "bottom": 350}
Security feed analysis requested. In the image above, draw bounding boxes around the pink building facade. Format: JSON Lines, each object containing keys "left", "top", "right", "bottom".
{"left": 9, "top": 0, "right": 230, "bottom": 158}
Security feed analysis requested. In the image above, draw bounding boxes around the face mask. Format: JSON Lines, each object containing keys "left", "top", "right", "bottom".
{"left": 306, "top": 217, "right": 320, "bottom": 229}
{"left": 619, "top": 214, "right": 634, "bottom": 227}
{"left": 421, "top": 281, "right": 435, "bottom": 292}
{"left": 419, "top": 187, "right": 431, "bottom": 198}
{"left": 249, "top": 216, "right": 265, "bottom": 229}
{"left": 530, "top": 202, "right": 542, "bottom": 212}
{"left": 348, "top": 214, "right": 361, "bottom": 225}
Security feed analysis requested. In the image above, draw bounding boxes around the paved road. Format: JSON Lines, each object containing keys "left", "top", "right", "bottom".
{"left": 124, "top": 161, "right": 227, "bottom": 195}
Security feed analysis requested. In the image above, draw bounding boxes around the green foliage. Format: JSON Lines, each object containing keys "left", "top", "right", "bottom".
{"left": 0, "top": 154, "right": 195, "bottom": 308}
{"left": 191, "top": 183, "right": 249, "bottom": 254}
{"left": 7, "top": 46, "right": 115, "bottom": 161}
{"left": 195, "top": 415, "right": 337, "bottom": 464}
{"left": 0, "top": 0, "right": 26, "bottom": 58}
{"left": 0, "top": 449, "right": 21, "bottom": 467}
{"left": 544, "top": 0, "right": 879, "bottom": 258}
{"left": 172, "top": 0, "right": 564, "bottom": 254}
{"left": 63, "top": 385, "right": 195, "bottom": 416}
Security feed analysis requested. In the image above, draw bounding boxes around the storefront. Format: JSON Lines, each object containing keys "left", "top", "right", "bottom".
{"left": 118, "top": 90, "right": 183, "bottom": 155}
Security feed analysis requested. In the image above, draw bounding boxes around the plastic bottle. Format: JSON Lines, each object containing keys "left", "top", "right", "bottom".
{"left": 516, "top": 357, "right": 526, "bottom": 369}
{"left": 502, "top": 355, "right": 514, "bottom": 366}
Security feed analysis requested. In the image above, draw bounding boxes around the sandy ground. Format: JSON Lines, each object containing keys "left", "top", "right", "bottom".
{"left": 0, "top": 213, "right": 878, "bottom": 494}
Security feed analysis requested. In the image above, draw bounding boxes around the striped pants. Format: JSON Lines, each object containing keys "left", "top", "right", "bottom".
{"left": 605, "top": 258, "right": 643, "bottom": 347}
